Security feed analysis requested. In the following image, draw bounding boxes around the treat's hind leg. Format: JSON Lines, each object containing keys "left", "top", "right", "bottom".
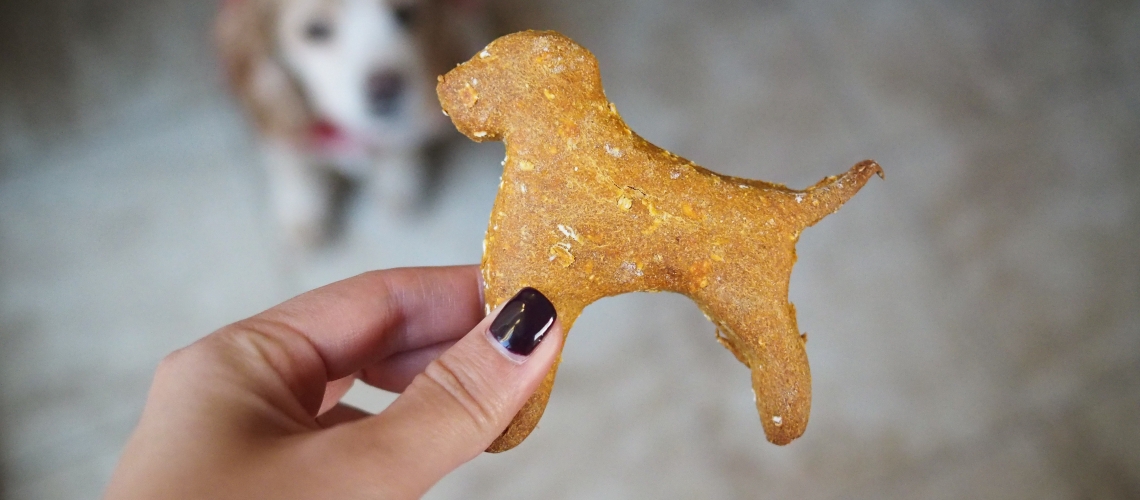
{"left": 700, "top": 294, "right": 811, "bottom": 445}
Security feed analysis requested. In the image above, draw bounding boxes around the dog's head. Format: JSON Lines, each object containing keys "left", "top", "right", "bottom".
{"left": 437, "top": 31, "right": 607, "bottom": 142}
{"left": 218, "top": 0, "right": 479, "bottom": 148}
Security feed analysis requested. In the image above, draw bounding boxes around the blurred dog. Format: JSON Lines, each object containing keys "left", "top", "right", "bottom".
{"left": 216, "top": 0, "right": 486, "bottom": 246}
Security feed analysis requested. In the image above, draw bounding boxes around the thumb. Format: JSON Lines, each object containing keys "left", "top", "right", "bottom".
{"left": 359, "top": 287, "right": 561, "bottom": 494}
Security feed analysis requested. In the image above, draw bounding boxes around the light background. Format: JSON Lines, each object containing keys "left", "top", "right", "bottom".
{"left": 1, "top": 0, "right": 1138, "bottom": 498}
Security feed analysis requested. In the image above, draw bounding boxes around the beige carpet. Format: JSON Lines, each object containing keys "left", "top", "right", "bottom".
{"left": 1, "top": 0, "right": 1137, "bottom": 498}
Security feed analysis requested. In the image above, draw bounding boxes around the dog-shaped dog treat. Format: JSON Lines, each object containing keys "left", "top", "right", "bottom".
{"left": 438, "top": 31, "right": 883, "bottom": 452}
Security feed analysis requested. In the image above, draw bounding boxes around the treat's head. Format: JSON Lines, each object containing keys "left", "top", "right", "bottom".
{"left": 437, "top": 30, "right": 606, "bottom": 141}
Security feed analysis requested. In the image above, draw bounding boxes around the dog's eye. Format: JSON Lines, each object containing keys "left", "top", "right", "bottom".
{"left": 304, "top": 20, "right": 333, "bottom": 42}
{"left": 393, "top": 4, "right": 418, "bottom": 28}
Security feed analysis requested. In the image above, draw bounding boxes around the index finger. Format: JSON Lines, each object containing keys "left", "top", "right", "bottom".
{"left": 233, "top": 265, "right": 484, "bottom": 390}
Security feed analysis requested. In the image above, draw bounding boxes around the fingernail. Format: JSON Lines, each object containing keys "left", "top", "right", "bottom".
{"left": 489, "top": 287, "right": 557, "bottom": 357}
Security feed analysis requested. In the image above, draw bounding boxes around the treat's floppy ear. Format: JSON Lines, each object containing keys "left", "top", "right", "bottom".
{"left": 215, "top": 0, "right": 311, "bottom": 142}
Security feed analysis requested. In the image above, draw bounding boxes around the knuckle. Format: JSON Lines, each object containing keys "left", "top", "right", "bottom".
{"left": 219, "top": 317, "right": 313, "bottom": 368}
{"left": 154, "top": 346, "right": 193, "bottom": 380}
{"left": 153, "top": 332, "right": 229, "bottom": 383}
{"left": 152, "top": 337, "right": 231, "bottom": 388}
{"left": 154, "top": 319, "right": 306, "bottom": 385}
{"left": 420, "top": 357, "right": 499, "bottom": 433}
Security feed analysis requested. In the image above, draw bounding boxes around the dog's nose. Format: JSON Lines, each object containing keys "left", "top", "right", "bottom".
{"left": 367, "top": 70, "right": 405, "bottom": 117}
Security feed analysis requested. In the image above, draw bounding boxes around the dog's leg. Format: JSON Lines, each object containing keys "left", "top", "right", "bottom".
{"left": 698, "top": 292, "right": 811, "bottom": 446}
{"left": 479, "top": 232, "right": 603, "bottom": 452}
{"left": 262, "top": 141, "right": 334, "bottom": 247}
{"left": 481, "top": 273, "right": 585, "bottom": 453}
{"left": 373, "top": 147, "right": 427, "bottom": 211}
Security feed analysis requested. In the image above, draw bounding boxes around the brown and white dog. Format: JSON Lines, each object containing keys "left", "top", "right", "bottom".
{"left": 216, "top": 0, "right": 486, "bottom": 246}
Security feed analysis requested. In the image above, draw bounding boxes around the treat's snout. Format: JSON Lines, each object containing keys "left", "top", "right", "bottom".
{"left": 437, "top": 59, "right": 505, "bottom": 142}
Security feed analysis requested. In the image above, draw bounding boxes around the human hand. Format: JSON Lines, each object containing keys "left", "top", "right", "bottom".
{"left": 104, "top": 266, "right": 561, "bottom": 499}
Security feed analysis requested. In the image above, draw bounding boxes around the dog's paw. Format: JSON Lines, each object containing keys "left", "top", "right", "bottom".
{"left": 280, "top": 210, "right": 331, "bottom": 249}
{"left": 263, "top": 146, "right": 337, "bottom": 248}
{"left": 274, "top": 191, "right": 333, "bottom": 249}
{"left": 373, "top": 149, "right": 427, "bottom": 212}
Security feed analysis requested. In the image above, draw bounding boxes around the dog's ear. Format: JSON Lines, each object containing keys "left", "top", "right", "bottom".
{"left": 215, "top": 0, "right": 311, "bottom": 141}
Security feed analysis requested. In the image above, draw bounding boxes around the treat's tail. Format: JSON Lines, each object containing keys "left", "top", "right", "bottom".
{"left": 794, "top": 160, "right": 883, "bottom": 228}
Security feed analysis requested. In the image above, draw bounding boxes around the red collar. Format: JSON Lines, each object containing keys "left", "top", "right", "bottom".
{"left": 310, "top": 119, "right": 345, "bottom": 144}
{"left": 306, "top": 119, "right": 367, "bottom": 156}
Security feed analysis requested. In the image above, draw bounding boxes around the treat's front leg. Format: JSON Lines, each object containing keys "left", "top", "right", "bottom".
{"left": 486, "top": 348, "right": 564, "bottom": 452}
{"left": 481, "top": 265, "right": 583, "bottom": 453}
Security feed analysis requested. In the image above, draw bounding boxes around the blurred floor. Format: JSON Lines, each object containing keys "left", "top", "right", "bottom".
{"left": 2, "top": 0, "right": 1139, "bottom": 498}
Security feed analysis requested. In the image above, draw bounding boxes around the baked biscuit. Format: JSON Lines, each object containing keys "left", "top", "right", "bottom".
{"left": 437, "top": 30, "right": 883, "bottom": 452}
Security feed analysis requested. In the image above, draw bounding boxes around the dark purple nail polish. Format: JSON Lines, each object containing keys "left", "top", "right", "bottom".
{"left": 489, "top": 287, "right": 557, "bottom": 356}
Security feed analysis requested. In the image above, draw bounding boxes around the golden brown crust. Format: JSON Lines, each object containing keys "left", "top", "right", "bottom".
{"left": 438, "top": 30, "right": 883, "bottom": 452}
